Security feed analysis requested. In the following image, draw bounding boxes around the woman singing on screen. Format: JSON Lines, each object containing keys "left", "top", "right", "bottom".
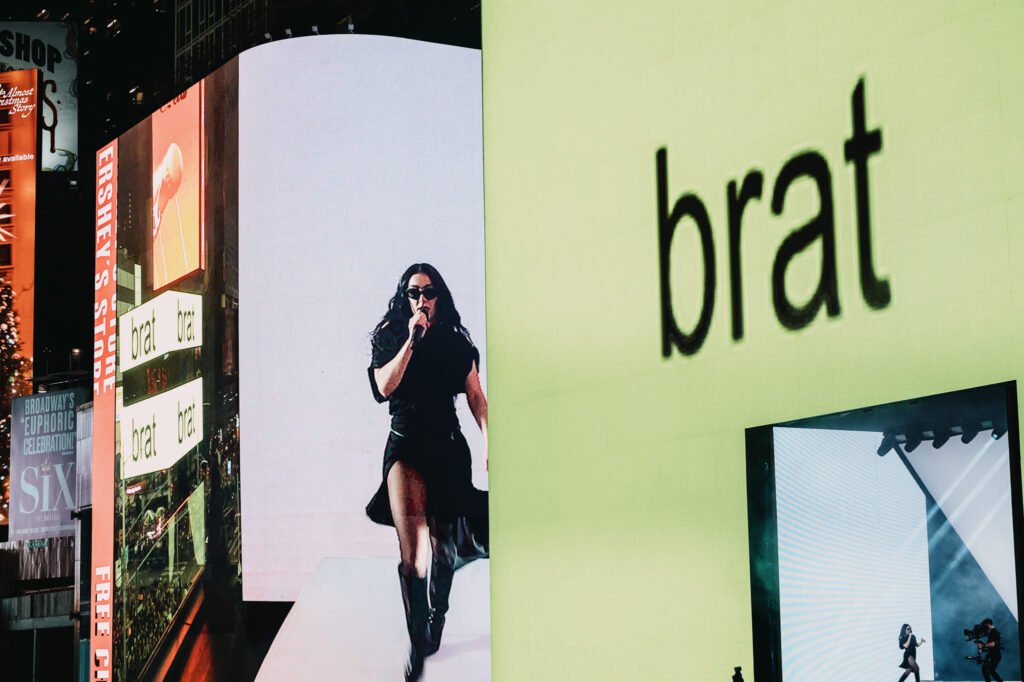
{"left": 366, "top": 263, "right": 489, "bottom": 682}
{"left": 898, "top": 623, "right": 926, "bottom": 682}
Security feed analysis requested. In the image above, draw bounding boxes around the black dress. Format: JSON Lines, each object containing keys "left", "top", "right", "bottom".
{"left": 899, "top": 635, "right": 918, "bottom": 668}
{"left": 365, "top": 322, "right": 488, "bottom": 563}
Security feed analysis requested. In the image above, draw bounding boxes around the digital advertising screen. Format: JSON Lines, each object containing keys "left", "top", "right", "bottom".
{"left": 748, "top": 384, "right": 1023, "bottom": 681}
{"left": 0, "top": 22, "right": 78, "bottom": 171}
{"left": 0, "top": 67, "right": 37, "bottom": 389}
{"left": 238, "top": 36, "right": 488, "bottom": 681}
{"left": 92, "top": 60, "right": 237, "bottom": 682}
{"left": 92, "top": 35, "right": 486, "bottom": 681}
{"left": 480, "top": 0, "right": 1024, "bottom": 680}
{"left": 91, "top": 137, "right": 117, "bottom": 681}
{"left": 8, "top": 388, "right": 88, "bottom": 540}
{"left": 149, "top": 84, "right": 203, "bottom": 291}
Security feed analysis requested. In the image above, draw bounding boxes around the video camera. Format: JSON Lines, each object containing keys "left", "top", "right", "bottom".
{"left": 963, "top": 622, "right": 995, "bottom": 665}
{"left": 964, "top": 622, "right": 988, "bottom": 640}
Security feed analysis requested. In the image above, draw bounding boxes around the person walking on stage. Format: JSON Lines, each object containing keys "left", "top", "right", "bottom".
{"left": 366, "top": 263, "right": 489, "bottom": 681}
{"left": 898, "top": 623, "right": 926, "bottom": 682}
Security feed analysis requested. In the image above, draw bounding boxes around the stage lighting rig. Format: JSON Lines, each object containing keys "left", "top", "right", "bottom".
{"left": 957, "top": 423, "right": 979, "bottom": 444}
{"left": 881, "top": 417, "right": 995, "bottom": 455}
{"left": 877, "top": 433, "right": 896, "bottom": 456}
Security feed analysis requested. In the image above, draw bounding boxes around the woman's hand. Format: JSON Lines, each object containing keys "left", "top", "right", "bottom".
{"left": 373, "top": 321, "right": 419, "bottom": 399}
{"left": 408, "top": 309, "right": 430, "bottom": 340}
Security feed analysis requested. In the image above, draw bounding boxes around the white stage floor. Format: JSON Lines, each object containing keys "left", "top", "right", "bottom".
{"left": 257, "top": 557, "right": 491, "bottom": 681}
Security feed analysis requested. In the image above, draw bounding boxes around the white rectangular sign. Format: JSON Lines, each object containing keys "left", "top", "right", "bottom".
{"left": 118, "top": 290, "right": 202, "bottom": 372}
{"left": 120, "top": 378, "right": 203, "bottom": 479}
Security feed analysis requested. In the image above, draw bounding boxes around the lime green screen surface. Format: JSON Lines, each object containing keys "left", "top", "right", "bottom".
{"left": 482, "top": 1, "right": 1024, "bottom": 679}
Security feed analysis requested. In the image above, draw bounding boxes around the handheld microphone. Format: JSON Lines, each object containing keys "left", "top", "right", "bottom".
{"left": 411, "top": 309, "right": 429, "bottom": 349}
{"left": 411, "top": 325, "right": 425, "bottom": 349}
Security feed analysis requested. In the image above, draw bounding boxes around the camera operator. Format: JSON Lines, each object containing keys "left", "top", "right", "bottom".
{"left": 977, "top": 618, "right": 1003, "bottom": 682}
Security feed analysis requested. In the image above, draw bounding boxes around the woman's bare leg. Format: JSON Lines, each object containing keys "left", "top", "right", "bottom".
{"left": 388, "top": 462, "right": 431, "bottom": 577}
{"left": 388, "top": 462, "right": 431, "bottom": 680}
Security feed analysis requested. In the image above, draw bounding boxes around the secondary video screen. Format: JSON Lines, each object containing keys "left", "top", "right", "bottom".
{"left": 110, "top": 61, "right": 238, "bottom": 682}
{"left": 748, "top": 383, "right": 1022, "bottom": 682}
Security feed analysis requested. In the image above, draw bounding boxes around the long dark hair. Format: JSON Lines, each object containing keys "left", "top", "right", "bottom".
{"left": 372, "top": 263, "right": 471, "bottom": 341}
{"left": 899, "top": 624, "right": 911, "bottom": 646}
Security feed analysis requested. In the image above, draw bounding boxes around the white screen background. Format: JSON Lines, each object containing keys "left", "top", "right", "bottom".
{"left": 238, "top": 36, "right": 485, "bottom": 602}
{"left": 773, "top": 427, "right": 934, "bottom": 681}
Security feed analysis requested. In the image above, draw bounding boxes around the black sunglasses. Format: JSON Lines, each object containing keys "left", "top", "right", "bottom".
{"left": 406, "top": 287, "right": 439, "bottom": 301}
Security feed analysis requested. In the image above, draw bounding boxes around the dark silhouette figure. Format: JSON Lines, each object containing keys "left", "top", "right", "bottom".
{"left": 898, "top": 623, "right": 926, "bottom": 682}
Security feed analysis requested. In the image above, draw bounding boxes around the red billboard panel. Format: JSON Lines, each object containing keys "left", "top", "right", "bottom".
{"left": 91, "top": 139, "right": 117, "bottom": 681}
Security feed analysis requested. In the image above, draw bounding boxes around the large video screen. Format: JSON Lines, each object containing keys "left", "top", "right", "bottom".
{"left": 238, "top": 36, "right": 489, "bottom": 680}
{"left": 748, "top": 384, "right": 1023, "bottom": 681}
{"left": 479, "top": 0, "right": 1024, "bottom": 678}
{"left": 94, "top": 35, "right": 487, "bottom": 681}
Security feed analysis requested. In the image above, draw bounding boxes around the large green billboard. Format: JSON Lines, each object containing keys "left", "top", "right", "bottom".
{"left": 483, "top": 1, "right": 1024, "bottom": 679}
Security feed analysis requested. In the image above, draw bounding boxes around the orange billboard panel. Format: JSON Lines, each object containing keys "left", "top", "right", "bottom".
{"left": 150, "top": 81, "right": 204, "bottom": 290}
{"left": 0, "top": 68, "right": 38, "bottom": 384}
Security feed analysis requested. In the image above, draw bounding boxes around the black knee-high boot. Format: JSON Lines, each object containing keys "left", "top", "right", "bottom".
{"left": 426, "top": 537, "right": 456, "bottom": 656}
{"left": 398, "top": 565, "right": 429, "bottom": 681}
